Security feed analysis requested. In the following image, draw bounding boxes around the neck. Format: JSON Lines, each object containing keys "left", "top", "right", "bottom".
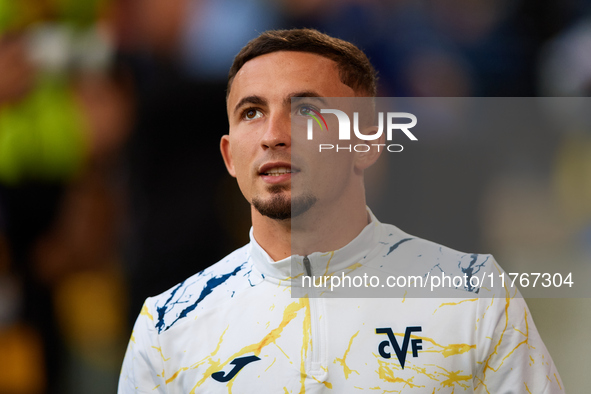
{"left": 251, "top": 192, "right": 369, "bottom": 261}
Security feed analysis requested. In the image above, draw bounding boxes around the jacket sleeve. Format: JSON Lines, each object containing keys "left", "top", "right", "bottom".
{"left": 474, "top": 259, "right": 565, "bottom": 393}
{"left": 118, "top": 298, "right": 167, "bottom": 394}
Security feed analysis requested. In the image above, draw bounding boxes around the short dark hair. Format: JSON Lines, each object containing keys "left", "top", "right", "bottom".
{"left": 227, "top": 28, "right": 377, "bottom": 97}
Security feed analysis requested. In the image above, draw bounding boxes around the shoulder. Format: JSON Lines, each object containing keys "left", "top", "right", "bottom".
{"left": 144, "top": 244, "right": 259, "bottom": 334}
{"left": 374, "top": 222, "right": 496, "bottom": 295}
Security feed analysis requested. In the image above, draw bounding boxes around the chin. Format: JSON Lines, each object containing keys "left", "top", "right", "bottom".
{"left": 252, "top": 193, "right": 317, "bottom": 220}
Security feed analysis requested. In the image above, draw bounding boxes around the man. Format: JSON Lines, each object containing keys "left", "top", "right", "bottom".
{"left": 119, "top": 29, "right": 563, "bottom": 393}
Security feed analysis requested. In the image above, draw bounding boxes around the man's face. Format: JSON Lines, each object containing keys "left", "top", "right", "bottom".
{"left": 221, "top": 51, "right": 357, "bottom": 220}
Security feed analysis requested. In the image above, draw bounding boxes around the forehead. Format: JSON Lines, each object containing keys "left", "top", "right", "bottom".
{"left": 227, "top": 51, "right": 354, "bottom": 112}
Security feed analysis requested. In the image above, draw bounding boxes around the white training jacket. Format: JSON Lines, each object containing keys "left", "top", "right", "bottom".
{"left": 119, "top": 212, "right": 564, "bottom": 393}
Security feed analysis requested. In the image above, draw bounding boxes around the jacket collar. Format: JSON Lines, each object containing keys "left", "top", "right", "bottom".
{"left": 249, "top": 208, "right": 384, "bottom": 282}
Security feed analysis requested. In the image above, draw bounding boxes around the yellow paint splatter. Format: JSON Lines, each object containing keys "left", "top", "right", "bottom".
{"left": 275, "top": 343, "right": 290, "bottom": 360}
{"left": 435, "top": 366, "right": 471, "bottom": 388}
{"left": 432, "top": 298, "right": 478, "bottom": 315}
{"left": 524, "top": 382, "right": 532, "bottom": 393}
{"left": 400, "top": 334, "right": 476, "bottom": 358}
{"left": 141, "top": 304, "right": 154, "bottom": 321}
{"left": 473, "top": 376, "right": 490, "bottom": 394}
{"left": 334, "top": 331, "right": 360, "bottom": 379}
{"left": 152, "top": 346, "right": 170, "bottom": 362}
{"left": 311, "top": 375, "right": 333, "bottom": 389}
{"left": 483, "top": 296, "right": 494, "bottom": 319}
{"left": 165, "top": 367, "right": 188, "bottom": 384}
{"left": 322, "top": 251, "right": 335, "bottom": 276}
{"left": 189, "top": 300, "right": 308, "bottom": 393}
{"left": 555, "top": 373, "right": 562, "bottom": 390}
{"left": 346, "top": 262, "right": 363, "bottom": 273}
{"left": 376, "top": 359, "right": 424, "bottom": 388}
{"left": 285, "top": 273, "right": 304, "bottom": 281}
{"left": 265, "top": 358, "right": 276, "bottom": 372}
{"left": 300, "top": 297, "right": 312, "bottom": 393}
{"left": 190, "top": 326, "right": 229, "bottom": 371}
{"left": 180, "top": 325, "right": 229, "bottom": 382}
{"left": 368, "top": 387, "right": 401, "bottom": 393}
{"left": 481, "top": 281, "right": 512, "bottom": 380}
{"left": 404, "top": 364, "right": 439, "bottom": 382}
{"left": 496, "top": 308, "right": 531, "bottom": 368}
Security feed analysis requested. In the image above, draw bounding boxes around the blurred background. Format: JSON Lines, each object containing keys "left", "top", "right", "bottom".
{"left": 0, "top": 0, "right": 589, "bottom": 393}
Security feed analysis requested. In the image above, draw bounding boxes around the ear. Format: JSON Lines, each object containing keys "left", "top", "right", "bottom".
{"left": 354, "top": 125, "right": 385, "bottom": 171}
{"left": 220, "top": 134, "right": 236, "bottom": 177}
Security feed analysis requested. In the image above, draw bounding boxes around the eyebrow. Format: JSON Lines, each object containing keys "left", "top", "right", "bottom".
{"left": 232, "top": 91, "right": 329, "bottom": 116}
{"left": 288, "top": 91, "right": 328, "bottom": 106}
{"left": 233, "top": 95, "right": 267, "bottom": 116}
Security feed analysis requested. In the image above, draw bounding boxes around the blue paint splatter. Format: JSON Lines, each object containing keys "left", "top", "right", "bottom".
{"left": 427, "top": 263, "right": 444, "bottom": 277}
{"left": 155, "top": 280, "right": 186, "bottom": 333}
{"left": 247, "top": 268, "right": 256, "bottom": 287}
{"left": 386, "top": 238, "right": 414, "bottom": 256}
{"left": 157, "top": 262, "right": 246, "bottom": 333}
{"left": 459, "top": 254, "right": 489, "bottom": 293}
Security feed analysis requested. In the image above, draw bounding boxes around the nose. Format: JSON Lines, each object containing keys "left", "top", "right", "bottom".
{"left": 261, "top": 111, "right": 291, "bottom": 149}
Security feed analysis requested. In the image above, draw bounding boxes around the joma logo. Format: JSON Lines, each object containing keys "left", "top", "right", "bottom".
{"left": 376, "top": 326, "right": 423, "bottom": 369}
{"left": 211, "top": 355, "right": 260, "bottom": 382}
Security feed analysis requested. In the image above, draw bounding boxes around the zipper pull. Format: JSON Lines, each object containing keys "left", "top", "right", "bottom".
{"left": 303, "top": 256, "right": 312, "bottom": 276}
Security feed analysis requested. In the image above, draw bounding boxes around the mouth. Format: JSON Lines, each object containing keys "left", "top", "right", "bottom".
{"left": 258, "top": 162, "right": 300, "bottom": 183}
{"left": 260, "top": 167, "right": 294, "bottom": 176}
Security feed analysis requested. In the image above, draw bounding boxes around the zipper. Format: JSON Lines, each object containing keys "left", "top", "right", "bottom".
{"left": 301, "top": 255, "right": 325, "bottom": 377}
{"left": 303, "top": 255, "right": 312, "bottom": 276}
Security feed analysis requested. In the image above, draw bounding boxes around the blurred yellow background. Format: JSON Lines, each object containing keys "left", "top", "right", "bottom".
{"left": 0, "top": 0, "right": 589, "bottom": 393}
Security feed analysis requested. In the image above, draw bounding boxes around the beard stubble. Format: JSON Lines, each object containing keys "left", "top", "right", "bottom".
{"left": 252, "top": 184, "right": 317, "bottom": 220}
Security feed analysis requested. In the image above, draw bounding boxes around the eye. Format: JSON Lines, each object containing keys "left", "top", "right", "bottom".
{"left": 243, "top": 108, "right": 263, "bottom": 120}
{"left": 296, "top": 105, "right": 316, "bottom": 117}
